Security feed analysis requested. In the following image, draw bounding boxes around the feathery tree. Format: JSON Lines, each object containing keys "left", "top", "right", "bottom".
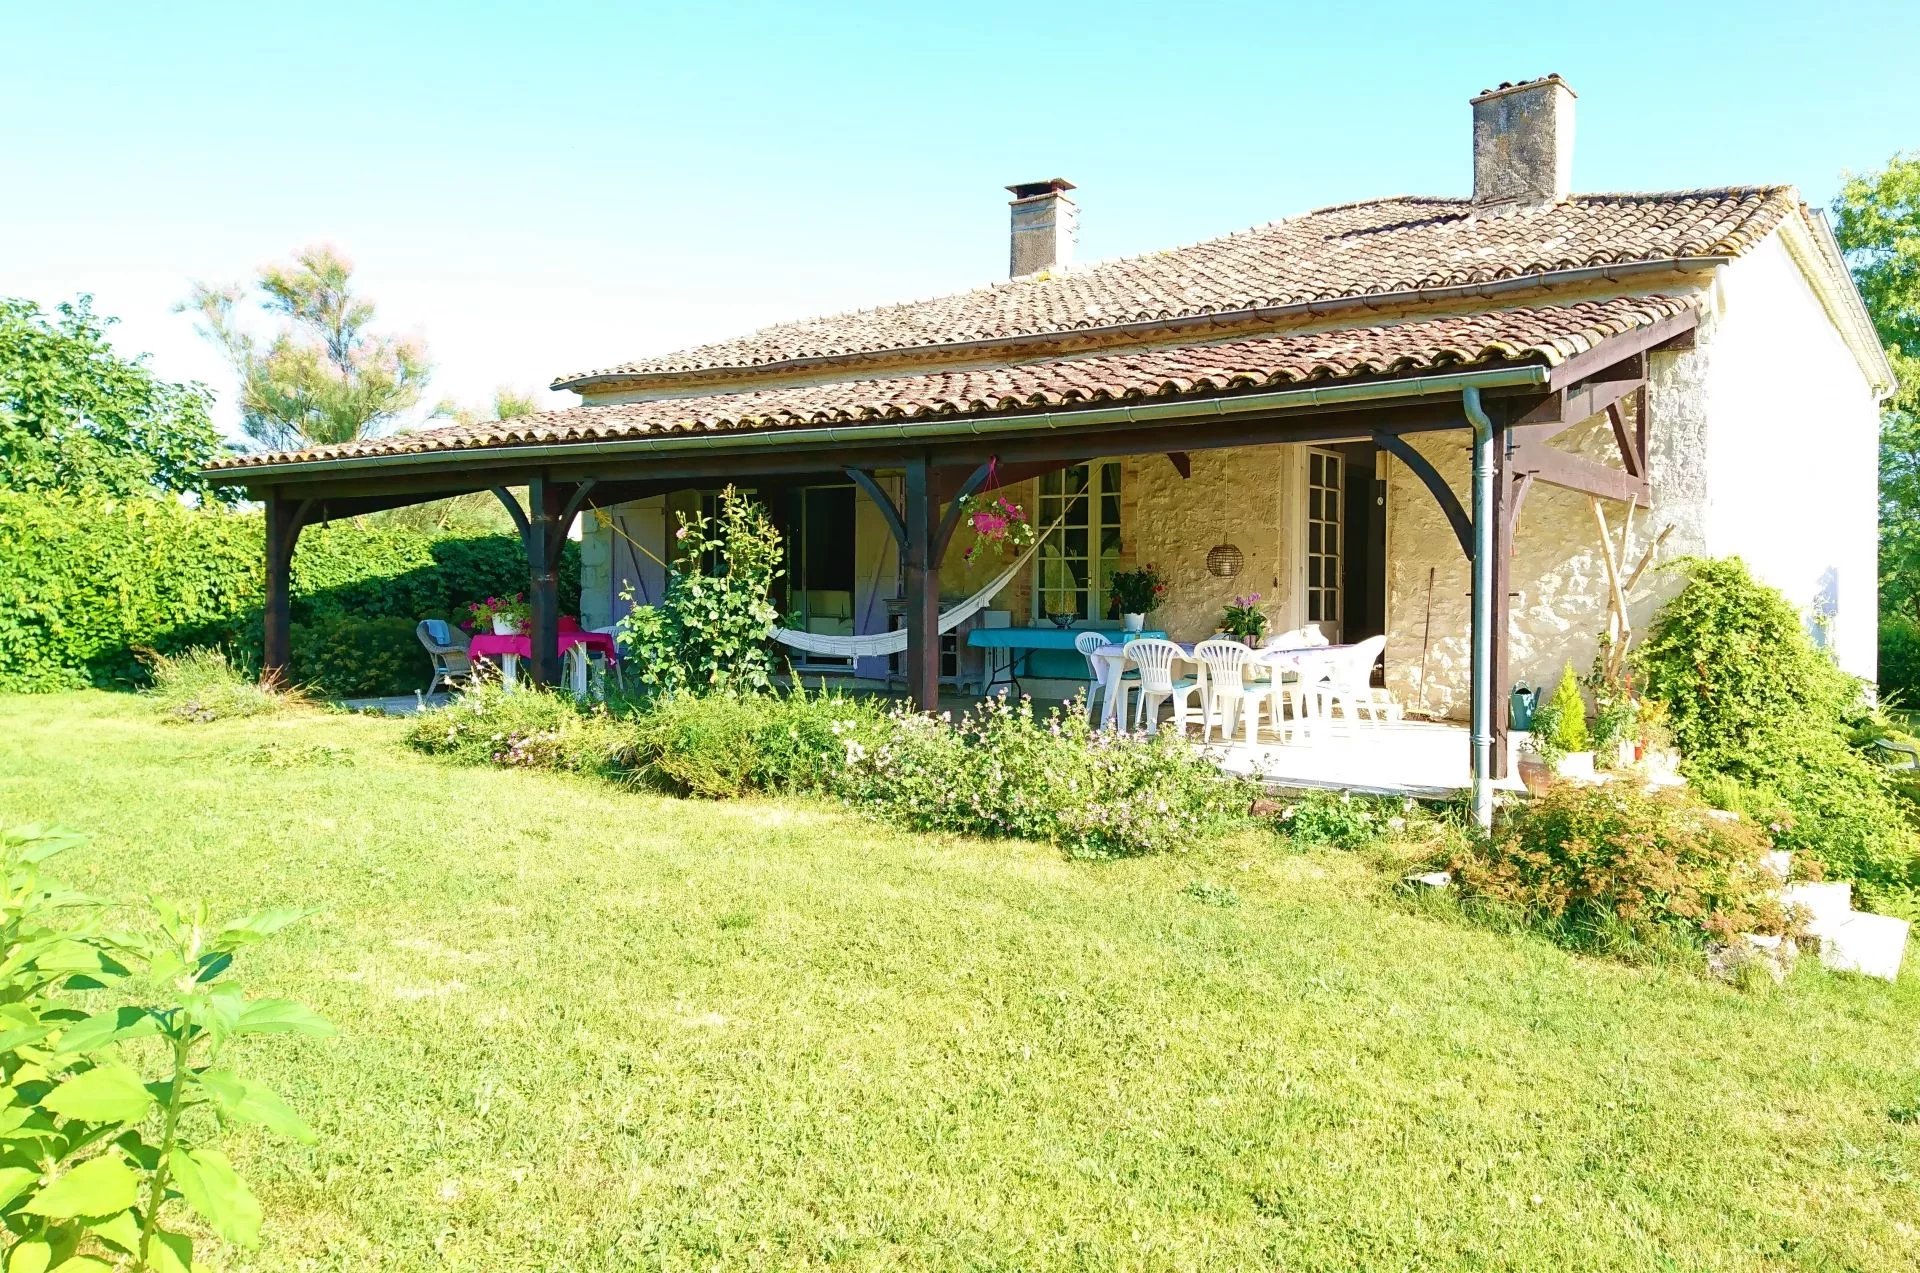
{"left": 182, "top": 245, "right": 430, "bottom": 452}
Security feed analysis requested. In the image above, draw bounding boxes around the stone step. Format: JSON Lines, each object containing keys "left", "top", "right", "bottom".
{"left": 1782, "top": 882, "right": 1854, "bottom": 934}
{"left": 1815, "top": 911, "right": 1910, "bottom": 982}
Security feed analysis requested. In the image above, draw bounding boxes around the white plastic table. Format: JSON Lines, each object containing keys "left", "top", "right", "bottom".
{"left": 1086, "top": 641, "right": 1353, "bottom": 733}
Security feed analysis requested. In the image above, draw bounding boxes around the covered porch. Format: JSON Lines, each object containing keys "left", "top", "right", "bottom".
{"left": 212, "top": 296, "right": 1697, "bottom": 812}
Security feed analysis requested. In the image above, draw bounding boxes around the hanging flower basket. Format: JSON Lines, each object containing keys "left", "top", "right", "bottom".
{"left": 956, "top": 492, "right": 1036, "bottom": 564}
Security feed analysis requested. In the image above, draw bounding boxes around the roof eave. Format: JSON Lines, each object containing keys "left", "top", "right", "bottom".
{"left": 206, "top": 362, "right": 1554, "bottom": 486}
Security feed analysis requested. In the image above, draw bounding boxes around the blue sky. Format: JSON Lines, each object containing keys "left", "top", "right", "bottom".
{"left": 5, "top": 0, "right": 1917, "bottom": 438}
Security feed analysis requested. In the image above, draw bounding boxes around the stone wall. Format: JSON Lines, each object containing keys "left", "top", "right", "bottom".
{"left": 1122, "top": 447, "right": 1299, "bottom": 637}
{"left": 1383, "top": 329, "right": 1714, "bottom": 719}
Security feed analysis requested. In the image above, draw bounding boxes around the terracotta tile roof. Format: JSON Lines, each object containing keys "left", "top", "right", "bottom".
{"left": 211, "top": 296, "right": 1692, "bottom": 472}
{"left": 556, "top": 188, "right": 1790, "bottom": 387}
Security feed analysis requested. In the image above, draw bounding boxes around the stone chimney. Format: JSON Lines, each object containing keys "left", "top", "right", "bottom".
{"left": 1471, "top": 76, "right": 1576, "bottom": 209}
{"left": 1007, "top": 178, "right": 1077, "bottom": 277}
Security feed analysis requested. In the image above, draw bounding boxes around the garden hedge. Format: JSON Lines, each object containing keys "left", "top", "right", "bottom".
{"left": 0, "top": 489, "right": 579, "bottom": 696}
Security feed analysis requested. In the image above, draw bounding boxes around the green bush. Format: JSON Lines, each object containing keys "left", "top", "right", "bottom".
{"left": 1878, "top": 612, "right": 1920, "bottom": 703}
{"left": 403, "top": 680, "right": 626, "bottom": 775}
{"left": 1635, "top": 557, "right": 1857, "bottom": 772}
{"left": 290, "top": 615, "right": 424, "bottom": 699}
{"left": 831, "top": 694, "right": 1249, "bottom": 858}
{"left": 0, "top": 488, "right": 574, "bottom": 694}
{"left": 407, "top": 685, "right": 1250, "bottom": 859}
{"left": 615, "top": 487, "right": 783, "bottom": 696}
{"left": 1452, "top": 783, "right": 1795, "bottom": 960}
{"left": 144, "top": 646, "right": 302, "bottom": 723}
{"left": 623, "top": 689, "right": 863, "bottom": 799}
{"left": 1266, "top": 790, "right": 1407, "bottom": 851}
{"left": 1634, "top": 556, "right": 1920, "bottom": 914}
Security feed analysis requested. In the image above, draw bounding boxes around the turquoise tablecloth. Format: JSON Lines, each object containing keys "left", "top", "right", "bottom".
{"left": 966, "top": 627, "right": 1168, "bottom": 681}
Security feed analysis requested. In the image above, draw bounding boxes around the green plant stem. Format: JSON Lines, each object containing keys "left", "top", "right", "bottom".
{"left": 136, "top": 1030, "right": 192, "bottom": 1271}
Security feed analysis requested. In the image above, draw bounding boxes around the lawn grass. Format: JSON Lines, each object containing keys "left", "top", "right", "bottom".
{"left": 0, "top": 690, "right": 1915, "bottom": 1271}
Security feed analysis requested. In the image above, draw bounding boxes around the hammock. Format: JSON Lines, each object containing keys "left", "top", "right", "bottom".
{"left": 772, "top": 510, "right": 1066, "bottom": 658}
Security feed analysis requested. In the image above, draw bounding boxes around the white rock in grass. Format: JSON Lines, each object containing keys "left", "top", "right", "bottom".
{"left": 1760, "top": 850, "right": 1792, "bottom": 882}
{"left": 1816, "top": 912, "right": 1910, "bottom": 982}
{"left": 1406, "top": 871, "right": 1452, "bottom": 889}
{"left": 1782, "top": 882, "right": 1853, "bottom": 935}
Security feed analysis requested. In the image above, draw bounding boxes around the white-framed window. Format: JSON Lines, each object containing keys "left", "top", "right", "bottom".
{"left": 1306, "top": 449, "right": 1342, "bottom": 634}
{"left": 1033, "top": 461, "right": 1122, "bottom": 621}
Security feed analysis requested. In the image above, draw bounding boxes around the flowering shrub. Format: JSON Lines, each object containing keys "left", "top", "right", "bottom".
{"left": 1108, "top": 564, "right": 1168, "bottom": 616}
{"left": 1450, "top": 783, "right": 1798, "bottom": 955}
{"left": 403, "top": 680, "right": 628, "bottom": 776}
{"left": 953, "top": 492, "right": 1035, "bottom": 565}
{"left": 615, "top": 487, "right": 784, "bottom": 696}
{"left": 1219, "top": 594, "right": 1267, "bottom": 641}
{"left": 831, "top": 694, "right": 1247, "bottom": 858}
{"left": 409, "top": 685, "right": 1251, "bottom": 858}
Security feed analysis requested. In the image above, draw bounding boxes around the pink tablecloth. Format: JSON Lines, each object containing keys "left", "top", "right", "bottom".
{"left": 468, "top": 631, "right": 619, "bottom": 664}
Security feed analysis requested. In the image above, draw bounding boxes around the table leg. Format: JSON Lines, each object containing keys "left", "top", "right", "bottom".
{"left": 501, "top": 653, "right": 519, "bottom": 689}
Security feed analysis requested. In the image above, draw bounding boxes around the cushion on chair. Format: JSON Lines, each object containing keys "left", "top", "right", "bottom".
{"left": 421, "top": 619, "right": 453, "bottom": 647}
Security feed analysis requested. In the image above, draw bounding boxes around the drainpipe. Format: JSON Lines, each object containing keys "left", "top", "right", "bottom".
{"left": 1463, "top": 386, "right": 1496, "bottom": 831}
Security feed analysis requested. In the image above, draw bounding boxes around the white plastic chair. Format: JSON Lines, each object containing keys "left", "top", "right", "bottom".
{"left": 1074, "top": 631, "right": 1134, "bottom": 728}
{"left": 1318, "top": 635, "right": 1397, "bottom": 726}
{"left": 1195, "top": 639, "right": 1280, "bottom": 743}
{"left": 561, "top": 628, "right": 625, "bottom": 700}
{"left": 1124, "top": 639, "right": 1205, "bottom": 736}
{"left": 1261, "top": 623, "right": 1327, "bottom": 651}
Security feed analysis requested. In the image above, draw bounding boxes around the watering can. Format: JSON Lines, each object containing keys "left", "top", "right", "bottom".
{"left": 1509, "top": 683, "right": 1538, "bottom": 731}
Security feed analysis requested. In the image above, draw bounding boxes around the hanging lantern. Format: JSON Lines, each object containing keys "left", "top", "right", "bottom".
{"left": 1205, "top": 543, "right": 1244, "bottom": 578}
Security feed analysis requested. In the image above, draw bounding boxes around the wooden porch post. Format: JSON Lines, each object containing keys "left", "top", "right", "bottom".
{"left": 902, "top": 455, "right": 940, "bottom": 711}
{"left": 262, "top": 495, "right": 310, "bottom": 688}
{"left": 524, "top": 477, "right": 565, "bottom": 688}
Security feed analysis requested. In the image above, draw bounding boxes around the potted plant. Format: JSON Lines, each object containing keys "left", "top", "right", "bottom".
{"left": 466, "top": 594, "right": 530, "bottom": 636}
{"left": 1529, "top": 663, "right": 1594, "bottom": 780}
{"left": 1219, "top": 593, "right": 1268, "bottom": 646}
{"left": 1108, "top": 564, "right": 1167, "bottom": 632}
{"left": 954, "top": 492, "right": 1036, "bottom": 565}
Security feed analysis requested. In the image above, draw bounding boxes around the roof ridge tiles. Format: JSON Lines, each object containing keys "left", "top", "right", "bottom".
{"left": 550, "top": 187, "right": 1794, "bottom": 389}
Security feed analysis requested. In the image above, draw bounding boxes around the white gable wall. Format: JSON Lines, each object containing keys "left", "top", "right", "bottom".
{"left": 1701, "top": 232, "right": 1880, "bottom": 679}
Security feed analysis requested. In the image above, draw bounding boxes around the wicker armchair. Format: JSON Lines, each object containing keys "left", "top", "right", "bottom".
{"left": 416, "top": 619, "right": 471, "bottom": 694}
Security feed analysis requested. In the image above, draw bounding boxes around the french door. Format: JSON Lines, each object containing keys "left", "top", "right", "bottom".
{"left": 1306, "top": 448, "right": 1343, "bottom": 641}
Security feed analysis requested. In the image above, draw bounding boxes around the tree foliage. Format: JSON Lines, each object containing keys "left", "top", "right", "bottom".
{"left": 0, "top": 296, "right": 226, "bottom": 501}
{"left": 182, "top": 245, "right": 430, "bottom": 452}
{"left": 1832, "top": 155, "right": 1920, "bottom": 618}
